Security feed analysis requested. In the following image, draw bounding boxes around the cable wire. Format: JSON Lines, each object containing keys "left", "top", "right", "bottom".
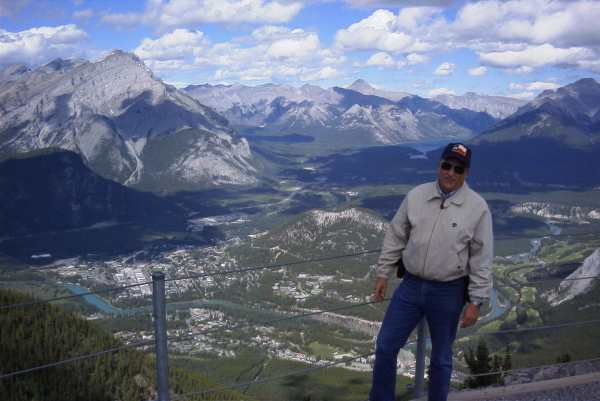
{"left": 495, "top": 274, "right": 600, "bottom": 287}
{"left": 462, "top": 356, "right": 600, "bottom": 378}
{"left": 0, "top": 281, "right": 153, "bottom": 311}
{"left": 474, "top": 317, "right": 600, "bottom": 337}
{"left": 0, "top": 249, "right": 382, "bottom": 311}
{"left": 174, "top": 352, "right": 375, "bottom": 400}
{"left": 165, "top": 249, "right": 381, "bottom": 283}
{"left": 495, "top": 230, "right": 600, "bottom": 241}
{"left": 0, "top": 297, "right": 387, "bottom": 380}
{"left": 0, "top": 338, "right": 155, "bottom": 380}
{"left": 166, "top": 297, "right": 389, "bottom": 348}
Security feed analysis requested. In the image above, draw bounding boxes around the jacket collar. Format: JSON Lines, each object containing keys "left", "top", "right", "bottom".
{"left": 427, "top": 181, "right": 468, "bottom": 206}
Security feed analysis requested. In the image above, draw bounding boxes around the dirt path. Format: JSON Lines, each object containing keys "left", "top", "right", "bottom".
{"left": 436, "top": 372, "right": 600, "bottom": 401}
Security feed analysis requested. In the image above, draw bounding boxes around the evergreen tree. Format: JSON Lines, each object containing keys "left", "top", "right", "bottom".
{"left": 464, "top": 340, "right": 514, "bottom": 388}
{"left": 502, "top": 346, "right": 512, "bottom": 372}
{"left": 0, "top": 288, "right": 247, "bottom": 401}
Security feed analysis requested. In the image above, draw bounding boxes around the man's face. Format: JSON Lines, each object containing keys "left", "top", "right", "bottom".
{"left": 438, "top": 158, "right": 468, "bottom": 193}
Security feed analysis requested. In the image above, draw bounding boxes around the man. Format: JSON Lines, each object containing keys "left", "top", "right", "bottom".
{"left": 369, "top": 143, "right": 493, "bottom": 401}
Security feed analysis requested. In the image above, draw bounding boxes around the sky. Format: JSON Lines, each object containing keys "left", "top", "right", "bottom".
{"left": 1, "top": 0, "right": 600, "bottom": 99}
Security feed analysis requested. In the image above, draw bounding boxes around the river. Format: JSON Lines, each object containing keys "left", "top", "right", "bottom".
{"left": 63, "top": 283, "right": 125, "bottom": 315}
{"left": 64, "top": 284, "right": 282, "bottom": 318}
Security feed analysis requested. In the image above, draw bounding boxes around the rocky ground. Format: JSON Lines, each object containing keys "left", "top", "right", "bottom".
{"left": 479, "top": 381, "right": 600, "bottom": 401}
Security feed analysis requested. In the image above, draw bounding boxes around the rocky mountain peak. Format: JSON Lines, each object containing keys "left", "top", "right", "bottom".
{"left": 535, "top": 78, "right": 599, "bottom": 101}
{"left": 0, "top": 51, "right": 257, "bottom": 190}
{"left": 104, "top": 49, "right": 143, "bottom": 64}
{"left": 525, "top": 77, "right": 600, "bottom": 121}
{"left": 570, "top": 77, "right": 600, "bottom": 89}
{"left": 348, "top": 79, "right": 374, "bottom": 92}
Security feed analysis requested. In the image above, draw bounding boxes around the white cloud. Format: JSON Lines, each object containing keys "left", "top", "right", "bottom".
{"left": 577, "top": 59, "right": 600, "bottom": 73}
{"left": 135, "top": 29, "right": 207, "bottom": 61}
{"left": 267, "top": 33, "right": 320, "bottom": 59}
{"left": 100, "top": 0, "right": 161, "bottom": 27}
{"left": 102, "top": 0, "right": 302, "bottom": 29}
{"left": 434, "top": 61, "right": 455, "bottom": 76}
{"left": 428, "top": 87, "right": 455, "bottom": 96}
{"left": 137, "top": 25, "right": 343, "bottom": 83}
{"left": 73, "top": 9, "right": 94, "bottom": 19}
{"left": 468, "top": 66, "right": 487, "bottom": 76}
{"left": 520, "top": 1, "right": 600, "bottom": 47}
{"left": 0, "top": 25, "right": 88, "bottom": 65}
{"left": 406, "top": 53, "right": 428, "bottom": 65}
{"left": 479, "top": 43, "right": 593, "bottom": 69}
{"left": 509, "top": 66, "right": 535, "bottom": 75}
{"left": 334, "top": 9, "right": 415, "bottom": 52}
{"left": 145, "top": 59, "right": 195, "bottom": 71}
{"left": 347, "top": 0, "right": 452, "bottom": 7}
{"left": 366, "top": 52, "right": 397, "bottom": 67}
{"left": 251, "top": 25, "right": 293, "bottom": 41}
{"left": 509, "top": 81, "right": 560, "bottom": 91}
{"left": 397, "top": 6, "right": 441, "bottom": 32}
{"left": 301, "top": 66, "right": 339, "bottom": 81}
{"left": 333, "top": 1, "right": 600, "bottom": 75}
{"left": 509, "top": 91, "right": 536, "bottom": 100}
{"left": 163, "top": 0, "right": 302, "bottom": 26}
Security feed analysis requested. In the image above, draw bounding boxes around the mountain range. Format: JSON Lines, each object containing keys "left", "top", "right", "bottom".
{"left": 0, "top": 51, "right": 257, "bottom": 191}
{"left": 475, "top": 78, "right": 600, "bottom": 147}
{"left": 1, "top": 51, "right": 599, "bottom": 192}
{"left": 184, "top": 80, "right": 499, "bottom": 146}
{"left": 433, "top": 92, "right": 525, "bottom": 119}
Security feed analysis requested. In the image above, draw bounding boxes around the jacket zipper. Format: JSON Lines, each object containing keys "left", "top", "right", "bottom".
{"left": 422, "top": 200, "right": 445, "bottom": 277}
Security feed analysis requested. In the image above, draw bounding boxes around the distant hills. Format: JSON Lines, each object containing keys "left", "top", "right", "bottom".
{"left": 185, "top": 80, "right": 498, "bottom": 146}
{"left": 0, "top": 149, "right": 185, "bottom": 236}
{"left": 0, "top": 51, "right": 258, "bottom": 190}
{"left": 227, "top": 207, "right": 387, "bottom": 280}
{"left": 433, "top": 92, "right": 525, "bottom": 119}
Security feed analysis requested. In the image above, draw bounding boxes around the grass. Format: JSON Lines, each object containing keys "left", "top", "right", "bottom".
{"left": 494, "top": 237, "right": 534, "bottom": 257}
{"left": 171, "top": 352, "right": 414, "bottom": 401}
{"left": 521, "top": 287, "right": 537, "bottom": 304}
{"left": 307, "top": 341, "right": 338, "bottom": 359}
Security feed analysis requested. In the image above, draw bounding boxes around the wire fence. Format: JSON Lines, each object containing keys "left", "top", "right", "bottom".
{"left": 458, "top": 356, "right": 600, "bottom": 383}
{"left": 174, "top": 352, "right": 375, "bottom": 401}
{"left": 2, "top": 243, "right": 600, "bottom": 401}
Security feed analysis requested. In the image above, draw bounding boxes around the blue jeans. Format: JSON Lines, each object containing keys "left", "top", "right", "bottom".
{"left": 369, "top": 272, "right": 466, "bottom": 401}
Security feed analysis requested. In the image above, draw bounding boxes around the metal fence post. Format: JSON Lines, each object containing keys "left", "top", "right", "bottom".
{"left": 152, "top": 272, "right": 171, "bottom": 401}
{"left": 413, "top": 319, "right": 427, "bottom": 399}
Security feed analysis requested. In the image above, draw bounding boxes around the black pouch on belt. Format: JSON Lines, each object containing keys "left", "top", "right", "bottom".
{"left": 395, "top": 259, "right": 405, "bottom": 278}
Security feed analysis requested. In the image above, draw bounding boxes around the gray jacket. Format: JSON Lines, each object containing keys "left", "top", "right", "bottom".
{"left": 376, "top": 181, "right": 493, "bottom": 304}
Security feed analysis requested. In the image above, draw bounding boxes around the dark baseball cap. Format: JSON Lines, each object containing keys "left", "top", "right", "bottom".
{"left": 440, "top": 143, "right": 471, "bottom": 167}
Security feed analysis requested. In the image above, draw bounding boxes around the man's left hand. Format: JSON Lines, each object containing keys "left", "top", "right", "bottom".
{"left": 460, "top": 303, "right": 480, "bottom": 328}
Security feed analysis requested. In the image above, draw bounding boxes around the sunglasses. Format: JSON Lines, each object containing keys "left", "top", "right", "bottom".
{"left": 440, "top": 161, "right": 466, "bottom": 175}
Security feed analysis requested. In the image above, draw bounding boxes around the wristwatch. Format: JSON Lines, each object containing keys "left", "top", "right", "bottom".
{"left": 472, "top": 300, "right": 484, "bottom": 309}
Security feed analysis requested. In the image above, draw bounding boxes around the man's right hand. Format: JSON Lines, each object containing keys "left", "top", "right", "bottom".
{"left": 372, "top": 278, "right": 388, "bottom": 302}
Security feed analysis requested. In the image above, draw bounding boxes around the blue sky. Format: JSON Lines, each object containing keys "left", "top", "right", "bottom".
{"left": 1, "top": 0, "right": 600, "bottom": 98}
